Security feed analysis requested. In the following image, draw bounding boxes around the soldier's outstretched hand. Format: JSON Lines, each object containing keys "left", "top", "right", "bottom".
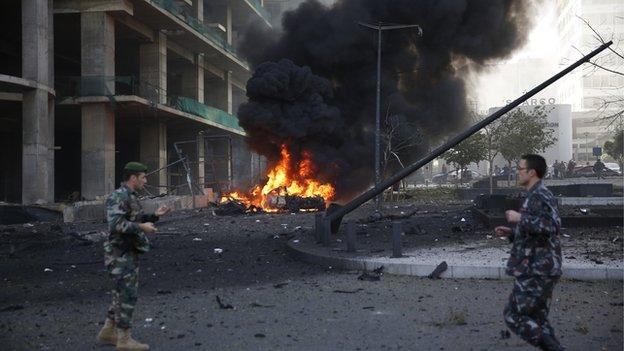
{"left": 494, "top": 226, "right": 512, "bottom": 237}
{"left": 155, "top": 205, "right": 171, "bottom": 217}
{"left": 139, "top": 222, "right": 157, "bottom": 234}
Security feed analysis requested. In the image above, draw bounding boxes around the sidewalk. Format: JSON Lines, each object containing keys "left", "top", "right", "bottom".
{"left": 287, "top": 231, "right": 624, "bottom": 281}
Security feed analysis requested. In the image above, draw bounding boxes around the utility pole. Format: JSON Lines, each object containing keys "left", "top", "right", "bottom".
{"left": 584, "top": 132, "right": 589, "bottom": 163}
{"left": 358, "top": 21, "right": 422, "bottom": 213}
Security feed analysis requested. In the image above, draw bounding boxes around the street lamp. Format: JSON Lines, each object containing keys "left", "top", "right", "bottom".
{"left": 584, "top": 132, "right": 589, "bottom": 164}
{"left": 358, "top": 21, "right": 422, "bottom": 212}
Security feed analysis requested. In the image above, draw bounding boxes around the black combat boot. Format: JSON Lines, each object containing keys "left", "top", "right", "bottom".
{"left": 538, "top": 334, "right": 565, "bottom": 351}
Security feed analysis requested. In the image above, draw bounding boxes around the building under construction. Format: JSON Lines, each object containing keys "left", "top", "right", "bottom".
{"left": 0, "top": 0, "right": 278, "bottom": 204}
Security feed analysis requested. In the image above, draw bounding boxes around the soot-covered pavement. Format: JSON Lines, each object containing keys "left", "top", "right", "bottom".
{"left": 1, "top": 203, "right": 622, "bottom": 350}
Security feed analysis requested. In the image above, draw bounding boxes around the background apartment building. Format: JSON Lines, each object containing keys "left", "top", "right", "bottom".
{"left": 556, "top": 0, "right": 624, "bottom": 161}
{"left": 0, "top": 0, "right": 277, "bottom": 204}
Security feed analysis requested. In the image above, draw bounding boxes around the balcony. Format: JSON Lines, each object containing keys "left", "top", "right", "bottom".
{"left": 56, "top": 75, "right": 245, "bottom": 135}
{"left": 128, "top": 0, "right": 251, "bottom": 83}
{"left": 242, "top": 0, "right": 271, "bottom": 26}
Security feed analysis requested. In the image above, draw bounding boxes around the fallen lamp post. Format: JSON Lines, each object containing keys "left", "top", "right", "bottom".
{"left": 319, "top": 41, "right": 613, "bottom": 238}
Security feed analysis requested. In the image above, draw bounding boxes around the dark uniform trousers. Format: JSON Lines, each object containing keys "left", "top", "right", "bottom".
{"left": 504, "top": 275, "right": 559, "bottom": 347}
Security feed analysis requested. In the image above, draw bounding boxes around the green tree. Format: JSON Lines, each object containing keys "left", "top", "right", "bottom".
{"left": 603, "top": 129, "right": 623, "bottom": 172}
{"left": 497, "top": 106, "right": 557, "bottom": 184}
{"left": 442, "top": 132, "right": 487, "bottom": 184}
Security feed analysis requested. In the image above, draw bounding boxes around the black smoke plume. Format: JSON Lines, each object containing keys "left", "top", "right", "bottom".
{"left": 238, "top": 0, "right": 535, "bottom": 200}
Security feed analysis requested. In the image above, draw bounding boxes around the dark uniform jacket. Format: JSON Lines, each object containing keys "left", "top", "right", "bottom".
{"left": 506, "top": 180, "right": 563, "bottom": 277}
{"left": 105, "top": 185, "right": 158, "bottom": 254}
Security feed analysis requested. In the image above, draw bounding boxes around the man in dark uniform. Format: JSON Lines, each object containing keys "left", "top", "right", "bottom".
{"left": 593, "top": 158, "right": 606, "bottom": 179}
{"left": 495, "top": 154, "right": 564, "bottom": 351}
{"left": 96, "top": 162, "right": 170, "bottom": 351}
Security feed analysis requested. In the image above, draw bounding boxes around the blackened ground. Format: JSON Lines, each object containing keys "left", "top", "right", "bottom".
{"left": 334, "top": 200, "right": 624, "bottom": 264}
{"left": 0, "top": 200, "right": 622, "bottom": 351}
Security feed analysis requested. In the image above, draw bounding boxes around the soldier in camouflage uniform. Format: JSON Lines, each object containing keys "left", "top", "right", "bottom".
{"left": 96, "top": 162, "right": 170, "bottom": 351}
{"left": 495, "top": 154, "right": 564, "bottom": 351}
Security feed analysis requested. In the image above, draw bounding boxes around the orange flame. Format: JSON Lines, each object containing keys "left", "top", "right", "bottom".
{"left": 221, "top": 143, "right": 335, "bottom": 211}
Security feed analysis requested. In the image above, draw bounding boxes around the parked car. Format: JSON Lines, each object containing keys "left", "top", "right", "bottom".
{"left": 604, "top": 162, "right": 621, "bottom": 175}
{"left": 431, "top": 169, "right": 482, "bottom": 184}
{"left": 571, "top": 165, "right": 620, "bottom": 177}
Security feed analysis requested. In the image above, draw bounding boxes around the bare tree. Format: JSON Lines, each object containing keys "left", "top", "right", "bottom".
{"left": 571, "top": 15, "right": 623, "bottom": 128}
{"left": 380, "top": 108, "right": 423, "bottom": 190}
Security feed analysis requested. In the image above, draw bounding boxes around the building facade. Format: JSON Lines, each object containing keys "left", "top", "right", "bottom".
{"left": 0, "top": 0, "right": 274, "bottom": 204}
{"left": 555, "top": 0, "right": 624, "bottom": 161}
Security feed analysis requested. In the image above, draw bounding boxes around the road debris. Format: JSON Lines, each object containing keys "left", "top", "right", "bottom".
{"left": 428, "top": 261, "right": 448, "bottom": 279}
{"left": 249, "top": 302, "right": 275, "bottom": 308}
{"left": 215, "top": 295, "right": 234, "bottom": 309}
{"left": 358, "top": 266, "right": 384, "bottom": 281}
{"left": 333, "top": 288, "right": 364, "bottom": 294}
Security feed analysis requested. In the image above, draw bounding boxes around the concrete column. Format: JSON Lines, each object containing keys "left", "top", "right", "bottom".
{"left": 226, "top": 2, "right": 232, "bottom": 45}
{"left": 140, "top": 32, "right": 167, "bottom": 104}
{"left": 81, "top": 104, "right": 115, "bottom": 199}
{"left": 197, "top": 132, "right": 205, "bottom": 190}
{"left": 81, "top": 12, "right": 116, "bottom": 199}
{"left": 225, "top": 71, "right": 233, "bottom": 114}
{"left": 197, "top": 55, "right": 205, "bottom": 103}
{"left": 180, "top": 54, "right": 204, "bottom": 103}
{"left": 193, "top": 0, "right": 203, "bottom": 22}
{"left": 140, "top": 121, "right": 167, "bottom": 194}
{"left": 21, "top": 0, "right": 54, "bottom": 204}
{"left": 81, "top": 12, "right": 115, "bottom": 88}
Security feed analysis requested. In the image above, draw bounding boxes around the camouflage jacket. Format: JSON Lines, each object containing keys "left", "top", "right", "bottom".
{"left": 506, "top": 180, "right": 563, "bottom": 277}
{"left": 105, "top": 185, "right": 158, "bottom": 254}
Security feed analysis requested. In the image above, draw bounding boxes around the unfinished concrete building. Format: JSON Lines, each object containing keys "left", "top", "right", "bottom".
{"left": 0, "top": 0, "right": 270, "bottom": 204}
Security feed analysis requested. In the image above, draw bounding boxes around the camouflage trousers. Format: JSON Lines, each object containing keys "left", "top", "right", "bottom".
{"left": 104, "top": 246, "right": 140, "bottom": 329}
{"left": 504, "top": 275, "right": 559, "bottom": 347}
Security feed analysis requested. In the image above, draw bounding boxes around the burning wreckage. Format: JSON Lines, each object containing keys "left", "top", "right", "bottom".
{"left": 215, "top": 144, "right": 333, "bottom": 215}
{"left": 216, "top": 191, "right": 326, "bottom": 216}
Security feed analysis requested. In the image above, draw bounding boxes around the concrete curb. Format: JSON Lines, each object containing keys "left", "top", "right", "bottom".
{"left": 286, "top": 239, "right": 624, "bottom": 281}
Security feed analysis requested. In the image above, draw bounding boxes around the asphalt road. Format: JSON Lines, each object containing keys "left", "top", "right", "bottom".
{"left": 1, "top": 209, "right": 622, "bottom": 351}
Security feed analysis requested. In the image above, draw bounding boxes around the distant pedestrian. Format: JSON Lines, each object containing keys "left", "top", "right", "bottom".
{"left": 553, "top": 160, "right": 559, "bottom": 179}
{"left": 593, "top": 158, "right": 606, "bottom": 179}
{"left": 494, "top": 154, "right": 564, "bottom": 351}
{"left": 97, "top": 162, "right": 170, "bottom": 351}
{"left": 558, "top": 162, "right": 566, "bottom": 179}
{"left": 566, "top": 159, "right": 575, "bottom": 177}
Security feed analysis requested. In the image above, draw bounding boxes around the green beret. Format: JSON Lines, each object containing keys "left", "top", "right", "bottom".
{"left": 123, "top": 162, "right": 148, "bottom": 172}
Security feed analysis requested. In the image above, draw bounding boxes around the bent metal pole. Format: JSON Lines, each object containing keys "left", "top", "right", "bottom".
{"left": 326, "top": 41, "right": 613, "bottom": 232}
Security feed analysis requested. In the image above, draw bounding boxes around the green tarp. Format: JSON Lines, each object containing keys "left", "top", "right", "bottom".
{"left": 170, "top": 96, "right": 244, "bottom": 133}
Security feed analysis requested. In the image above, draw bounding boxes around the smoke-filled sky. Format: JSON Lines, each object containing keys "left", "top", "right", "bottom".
{"left": 238, "top": 0, "right": 537, "bottom": 200}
